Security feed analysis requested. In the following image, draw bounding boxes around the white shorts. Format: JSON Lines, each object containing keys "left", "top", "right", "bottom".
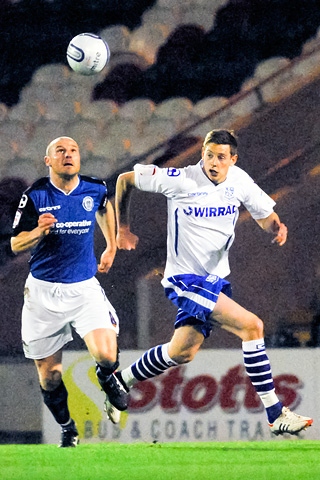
{"left": 22, "top": 274, "right": 119, "bottom": 359}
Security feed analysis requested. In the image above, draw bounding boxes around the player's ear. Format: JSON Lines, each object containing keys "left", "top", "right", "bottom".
{"left": 44, "top": 155, "right": 51, "bottom": 167}
{"left": 231, "top": 154, "right": 238, "bottom": 166}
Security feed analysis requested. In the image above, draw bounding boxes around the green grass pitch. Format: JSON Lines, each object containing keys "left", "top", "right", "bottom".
{"left": 1, "top": 441, "right": 320, "bottom": 480}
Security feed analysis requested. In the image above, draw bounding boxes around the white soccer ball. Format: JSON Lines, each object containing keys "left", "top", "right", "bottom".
{"left": 67, "top": 33, "right": 110, "bottom": 75}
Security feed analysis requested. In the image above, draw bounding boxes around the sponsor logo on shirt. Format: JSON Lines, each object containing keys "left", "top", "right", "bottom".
{"left": 166, "top": 168, "right": 181, "bottom": 177}
{"left": 52, "top": 219, "right": 92, "bottom": 235}
{"left": 12, "top": 210, "right": 21, "bottom": 228}
{"left": 188, "top": 192, "right": 208, "bottom": 197}
{"left": 183, "top": 205, "right": 237, "bottom": 217}
{"left": 205, "top": 274, "right": 219, "bottom": 284}
{"left": 54, "top": 220, "right": 92, "bottom": 228}
{"left": 39, "top": 205, "right": 61, "bottom": 212}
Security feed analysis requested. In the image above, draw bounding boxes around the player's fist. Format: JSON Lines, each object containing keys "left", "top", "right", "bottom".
{"left": 271, "top": 222, "right": 288, "bottom": 246}
{"left": 38, "top": 213, "right": 57, "bottom": 235}
{"left": 116, "top": 226, "right": 139, "bottom": 250}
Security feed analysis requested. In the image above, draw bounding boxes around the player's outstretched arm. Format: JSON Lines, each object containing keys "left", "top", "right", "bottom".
{"left": 255, "top": 212, "right": 288, "bottom": 246}
{"left": 115, "top": 172, "right": 139, "bottom": 250}
{"left": 11, "top": 213, "right": 57, "bottom": 254}
{"left": 96, "top": 200, "right": 117, "bottom": 273}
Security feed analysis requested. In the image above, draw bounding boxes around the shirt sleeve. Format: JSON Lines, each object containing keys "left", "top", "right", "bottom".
{"left": 12, "top": 193, "right": 38, "bottom": 236}
{"left": 241, "top": 177, "right": 276, "bottom": 220}
{"left": 134, "top": 164, "right": 185, "bottom": 197}
{"left": 98, "top": 181, "right": 108, "bottom": 210}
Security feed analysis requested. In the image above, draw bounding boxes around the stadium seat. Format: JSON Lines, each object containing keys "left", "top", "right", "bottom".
{"left": 118, "top": 99, "right": 156, "bottom": 130}
{"left": 0, "top": 133, "right": 16, "bottom": 164}
{"left": 241, "top": 57, "right": 291, "bottom": 90}
{"left": 192, "top": 96, "right": 229, "bottom": 121}
{"left": 92, "top": 127, "right": 134, "bottom": 166}
{"left": 192, "top": 0, "right": 229, "bottom": 9}
{"left": 58, "top": 83, "right": 93, "bottom": 106}
{"left": 128, "top": 23, "right": 171, "bottom": 64}
{"left": 19, "top": 84, "right": 76, "bottom": 124}
{"left": 79, "top": 99, "right": 119, "bottom": 130}
{"left": 23, "top": 121, "right": 66, "bottom": 161}
{"left": 153, "top": 98, "right": 194, "bottom": 133}
{"left": 0, "top": 120, "right": 31, "bottom": 149}
{"left": 67, "top": 120, "right": 101, "bottom": 156}
{"left": 7, "top": 98, "right": 42, "bottom": 124}
{"left": 2, "top": 157, "right": 40, "bottom": 185}
{"left": 80, "top": 156, "right": 114, "bottom": 179}
{"left": 106, "top": 51, "right": 149, "bottom": 71}
{"left": 99, "top": 25, "right": 132, "bottom": 54}
{"left": 31, "top": 64, "right": 72, "bottom": 88}
{"left": 302, "top": 26, "right": 320, "bottom": 54}
{"left": 178, "top": 6, "right": 216, "bottom": 31}
{"left": 129, "top": 117, "right": 176, "bottom": 158}
{"left": 142, "top": 7, "right": 179, "bottom": 33}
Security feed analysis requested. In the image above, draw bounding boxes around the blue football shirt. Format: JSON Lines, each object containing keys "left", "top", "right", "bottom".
{"left": 12, "top": 175, "right": 108, "bottom": 283}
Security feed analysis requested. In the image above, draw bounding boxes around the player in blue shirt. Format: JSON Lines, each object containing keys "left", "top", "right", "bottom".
{"left": 107, "top": 129, "right": 312, "bottom": 436}
{"left": 11, "top": 137, "right": 128, "bottom": 447}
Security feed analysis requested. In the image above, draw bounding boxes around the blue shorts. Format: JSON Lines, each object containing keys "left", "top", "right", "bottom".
{"left": 162, "top": 273, "right": 232, "bottom": 338}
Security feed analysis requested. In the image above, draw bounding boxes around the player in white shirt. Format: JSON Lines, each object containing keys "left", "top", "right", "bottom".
{"left": 108, "top": 129, "right": 312, "bottom": 435}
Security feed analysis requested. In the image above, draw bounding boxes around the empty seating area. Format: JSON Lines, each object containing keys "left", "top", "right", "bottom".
{"left": 0, "top": 0, "right": 320, "bottom": 186}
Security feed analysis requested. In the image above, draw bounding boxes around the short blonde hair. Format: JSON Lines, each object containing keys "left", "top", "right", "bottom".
{"left": 45, "top": 136, "right": 76, "bottom": 156}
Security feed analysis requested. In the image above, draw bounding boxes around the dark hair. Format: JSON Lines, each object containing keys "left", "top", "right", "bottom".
{"left": 203, "top": 129, "right": 238, "bottom": 155}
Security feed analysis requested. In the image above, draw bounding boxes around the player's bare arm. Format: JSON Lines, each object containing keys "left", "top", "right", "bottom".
{"left": 11, "top": 213, "right": 57, "bottom": 254}
{"left": 255, "top": 212, "right": 288, "bottom": 246}
{"left": 115, "top": 171, "right": 139, "bottom": 250}
{"left": 96, "top": 201, "right": 117, "bottom": 273}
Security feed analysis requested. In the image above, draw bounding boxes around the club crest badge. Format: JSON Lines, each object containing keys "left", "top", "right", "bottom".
{"left": 224, "top": 187, "right": 235, "bottom": 199}
{"left": 82, "top": 196, "right": 94, "bottom": 211}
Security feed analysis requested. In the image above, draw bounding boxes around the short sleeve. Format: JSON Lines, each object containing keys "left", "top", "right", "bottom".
{"left": 12, "top": 194, "right": 38, "bottom": 236}
{"left": 134, "top": 164, "right": 185, "bottom": 197}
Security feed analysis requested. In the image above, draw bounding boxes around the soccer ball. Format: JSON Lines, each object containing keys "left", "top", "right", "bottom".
{"left": 67, "top": 33, "right": 110, "bottom": 75}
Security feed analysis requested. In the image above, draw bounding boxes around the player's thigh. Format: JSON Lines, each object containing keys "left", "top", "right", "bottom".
{"left": 210, "top": 292, "right": 262, "bottom": 338}
{"left": 34, "top": 349, "right": 63, "bottom": 389}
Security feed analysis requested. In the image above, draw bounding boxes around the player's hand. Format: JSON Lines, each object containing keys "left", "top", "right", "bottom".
{"left": 271, "top": 222, "right": 288, "bottom": 246}
{"left": 98, "top": 249, "right": 116, "bottom": 273}
{"left": 38, "top": 213, "right": 57, "bottom": 236}
{"left": 116, "top": 227, "right": 139, "bottom": 250}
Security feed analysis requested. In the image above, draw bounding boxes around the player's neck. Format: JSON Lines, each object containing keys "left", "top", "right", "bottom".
{"left": 50, "top": 174, "right": 80, "bottom": 194}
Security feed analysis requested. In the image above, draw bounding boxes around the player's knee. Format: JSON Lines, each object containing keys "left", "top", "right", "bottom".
{"left": 246, "top": 314, "right": 264, "bottom": 338}
{"left": 41, "top": 370, "right": 62, "bottom": 391}
{"left": 94, "top": 349, "right": 118, "bottom": 366}
{"left": 94, "top": 345, "right": 119, "bottom": 370}
{"left": 171, "top": 346, "right": 199, "bottom": 364}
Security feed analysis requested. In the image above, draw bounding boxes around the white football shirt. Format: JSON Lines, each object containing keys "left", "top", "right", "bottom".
{"left": 134, "top": 161, "right": 275, "bottom": 279}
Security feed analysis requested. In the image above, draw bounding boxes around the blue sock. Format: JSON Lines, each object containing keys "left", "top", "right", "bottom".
{"left": 131, "top": 343, "right": 177, "bottom": 381}
{"left": 242, "top": 339, "right": 283, "bottom": 423}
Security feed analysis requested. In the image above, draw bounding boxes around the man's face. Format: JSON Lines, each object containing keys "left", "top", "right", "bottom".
{"left": 201, "top": 142, "right": 237, "bottom": 185}
{"left": 45, "top": 137, "right": 80, "bottom": 179}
